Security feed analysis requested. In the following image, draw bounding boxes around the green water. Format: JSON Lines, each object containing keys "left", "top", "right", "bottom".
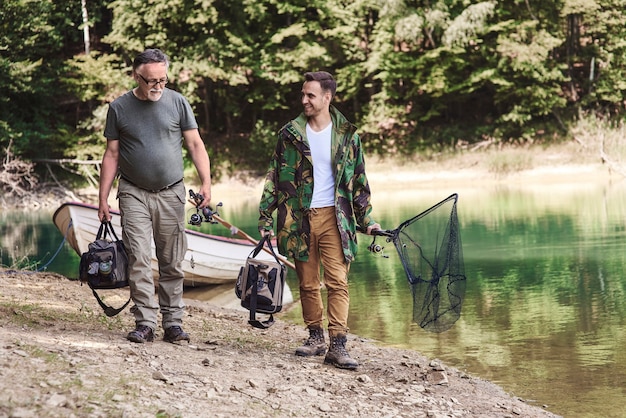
{"left": 3, "top": 179, "right": 626, "bottom": 417}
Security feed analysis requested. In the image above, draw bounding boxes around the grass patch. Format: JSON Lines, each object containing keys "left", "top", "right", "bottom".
{"left": 10, "top": 339, "right": 61, "bottom": 364}
{"left": 0, "top": 298, "right": 128, "bottom": 332}
{"left": 572, "top": 114, "right": 626, "bottom": 167}
{"left": 486, "top": 150, "right": 534, "bottom": 177}
{"left": 0, "top": 302, "right": 47, "bottom": 328}
{"left": 0, "top": 253, "right": 41, "bottom": 271}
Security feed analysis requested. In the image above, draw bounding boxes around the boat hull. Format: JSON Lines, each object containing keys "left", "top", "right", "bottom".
{"left": 52, "top": 202, "right": 277, "bottom": 287}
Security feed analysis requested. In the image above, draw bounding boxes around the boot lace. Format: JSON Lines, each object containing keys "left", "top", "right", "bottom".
{"left": 330, "top": 338, "right": 349, "bottom": 355}
{"left": 304, "top": 332, "right": 323, "bottom": 346}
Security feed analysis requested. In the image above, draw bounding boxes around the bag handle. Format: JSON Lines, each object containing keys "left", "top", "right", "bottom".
{"left": 95, "top": 222, "right": 106, "bottom": 240}
{"left": 96, "top": 221, "right": 121, "bottom": 242}
{"left": 250, "top": 234, "right": 281, "bottom": 265}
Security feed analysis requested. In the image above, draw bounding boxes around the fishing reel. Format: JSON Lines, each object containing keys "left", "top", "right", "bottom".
{"left": 367, "top": 229, "right": 393, "bottom": 258}
{"left": 367, "top": 236, "right": 388, "bottom": 258}
{"left": 188, "top": 189, "right": 222, "bottom": 225}
{"left": 368, "top": 241, "right": 384, "bottom": 254}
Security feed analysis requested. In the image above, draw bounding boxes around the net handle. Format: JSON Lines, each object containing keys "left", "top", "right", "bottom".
{"left": 397, "top": 193, "right": 458, "bottom": 231}
{"left": 372, "top": 229, "right": 394, "bottom": 238}
{"left": 370, "top": 193, "right": 458, "bottom": 239}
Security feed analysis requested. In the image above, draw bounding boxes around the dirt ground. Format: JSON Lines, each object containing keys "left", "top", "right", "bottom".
{"left": 0, "top": 271, "right": 561, "bottom": 418}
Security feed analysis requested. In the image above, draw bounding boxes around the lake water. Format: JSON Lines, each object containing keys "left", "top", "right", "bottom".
{"left": 2, "top": 177, "right": 626, "bottom": 417}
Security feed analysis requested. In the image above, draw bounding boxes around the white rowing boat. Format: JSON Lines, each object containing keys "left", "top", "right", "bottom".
{"left": 52, "top": 202, "right": 285, "bottom": 289}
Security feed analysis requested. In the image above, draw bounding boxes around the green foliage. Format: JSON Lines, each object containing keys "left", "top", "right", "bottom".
{"left": 575, "top": 0, "right": 626, "bottom": 111}
{"left": 442, "top": 1, "right": 497, "bottom": 47}
{"left": 65, "top": 53, "right": 132, "bottom": 102}
{"left": 4, "top": 0, "right": 626, "bottom": 186}
{"left": 0, "top": 0, "right": 110, "bottom": 167}
{"left": 1, "top": 0, "right": 64, "bottom": 156}
{"left": 226, "top": 120, "right": 280, "bottom": 175}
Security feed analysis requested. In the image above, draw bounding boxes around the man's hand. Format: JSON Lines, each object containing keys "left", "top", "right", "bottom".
{"left": 98, "top": 203, "right": 111, "bottom": 223}
{"left": 366, "top": 223, "right": 382, "bottom": 235}
{"left": 196, "top": 186, "right": 211, "bottom": 209}
{"left": 190, "top": 188, "right": 211, "bottom": 209}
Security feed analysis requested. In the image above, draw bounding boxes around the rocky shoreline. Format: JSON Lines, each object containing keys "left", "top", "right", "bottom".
{"left": 0, "top": 271, "right": 561, "bottom": 418}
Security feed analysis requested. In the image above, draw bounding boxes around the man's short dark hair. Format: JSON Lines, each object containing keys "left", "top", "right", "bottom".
{"left": 133, "top": 49, "right": 170, "bottom": 70}
{"left": 304, "top": 71, "right": 337, "bottom": 98}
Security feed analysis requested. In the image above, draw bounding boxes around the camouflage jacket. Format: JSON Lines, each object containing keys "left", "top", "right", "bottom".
{"left": 258, "top": 106, "right": 376, "bottom": 263}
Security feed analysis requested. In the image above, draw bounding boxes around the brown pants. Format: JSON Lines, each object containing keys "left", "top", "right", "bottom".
{"left": 295, "top": 207, "right": 351, "bottom": 337}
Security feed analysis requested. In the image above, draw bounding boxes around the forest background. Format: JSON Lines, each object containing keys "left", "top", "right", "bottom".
{"left": 2, "top": 0, "right": 626, "bottom": 195}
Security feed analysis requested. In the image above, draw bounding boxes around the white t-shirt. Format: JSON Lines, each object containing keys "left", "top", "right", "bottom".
{"left": 307, "top": 122, "right": 335, "bottom": 208}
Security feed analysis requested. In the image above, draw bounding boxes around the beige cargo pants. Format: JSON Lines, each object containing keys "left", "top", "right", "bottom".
{"left": 118, "top": 179, "right": 187, "bottom": 331}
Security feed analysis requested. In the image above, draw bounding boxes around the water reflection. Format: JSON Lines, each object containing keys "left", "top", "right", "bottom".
{"left": 0, "top": 210, "right": 79, "bottom": 276}
{"left": 3, "top": 179, "right": 626, "bottom": 417}
{"left": 294, "top": 180, "right": 626, "bottom": 417}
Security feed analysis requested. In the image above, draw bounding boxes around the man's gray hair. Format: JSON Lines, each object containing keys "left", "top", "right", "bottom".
{"left": 133, "top": 48, "right": 169, "bottom": 70}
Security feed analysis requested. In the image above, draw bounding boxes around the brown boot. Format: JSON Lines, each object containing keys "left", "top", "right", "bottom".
{"left": 324, "top": 333, "right": 358, "bottom": 370}
{"left": 295, "top": 326, "right": 326, "bottom": 356}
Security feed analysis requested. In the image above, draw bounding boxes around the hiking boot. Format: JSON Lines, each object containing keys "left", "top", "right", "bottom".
{"left": 163, "top": 325, "right": 190, "bottom": 343}
{"left": 295, "top": 326, "right": 326, "bottom": 357}
{"left": 127, "top": 325, "right": 154, "bottom": 343}
{"left": 324, "top": 333, "right": 358, "bottom": 370}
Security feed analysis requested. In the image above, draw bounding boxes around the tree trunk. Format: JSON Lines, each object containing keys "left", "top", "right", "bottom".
{"left": 81, "top": 0, "right": 90, "bottom": 54}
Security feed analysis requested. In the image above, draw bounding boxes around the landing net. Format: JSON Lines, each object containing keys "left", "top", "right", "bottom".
{"left": 390, "top": 193, "right": 465, "bottom": 332}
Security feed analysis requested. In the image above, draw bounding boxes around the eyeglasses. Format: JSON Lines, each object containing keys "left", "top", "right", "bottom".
{"left": 137, "top": 73, "right": 168, "bottom": 88}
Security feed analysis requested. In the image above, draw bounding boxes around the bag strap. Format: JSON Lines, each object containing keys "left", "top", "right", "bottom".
{"left": 265, "top": 238, "right": 281, "bottom": 263}
{"left": 100, "top": 221, "right": 121, "bottom": 242}
{"left": 108, "top": 221, "right": 121, "bottom": 241}
{"left": 250, "top": 234, "right": 268, "bottom": 257}
{"left": 96, "top": 221, "right": 121, "bottom": 243}
{"left": 248, "top": 275, "right": 275, "bottom": 329}
{"left": 96, "top": 222, "right": 106, "bottom": 240}
{"left": 91, "top": 288, "right": 131, "bottom": 317}
{"left": 250, "top": 234, "right": 282, "bottom": 265}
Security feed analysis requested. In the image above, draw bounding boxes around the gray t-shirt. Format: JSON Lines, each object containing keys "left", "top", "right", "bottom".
{"left": 104, "top": 89, "right": 198, "bottom": 191}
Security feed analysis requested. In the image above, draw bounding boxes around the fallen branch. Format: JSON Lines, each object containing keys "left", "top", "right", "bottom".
{"left": 599, "top": 133, "right": 626, "bottom": 177}
{"left": 34, "top": 158, "right": 101, "bottom": 189}
{"left": 1, "top": 140, "right": 38, "bottom": 197}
